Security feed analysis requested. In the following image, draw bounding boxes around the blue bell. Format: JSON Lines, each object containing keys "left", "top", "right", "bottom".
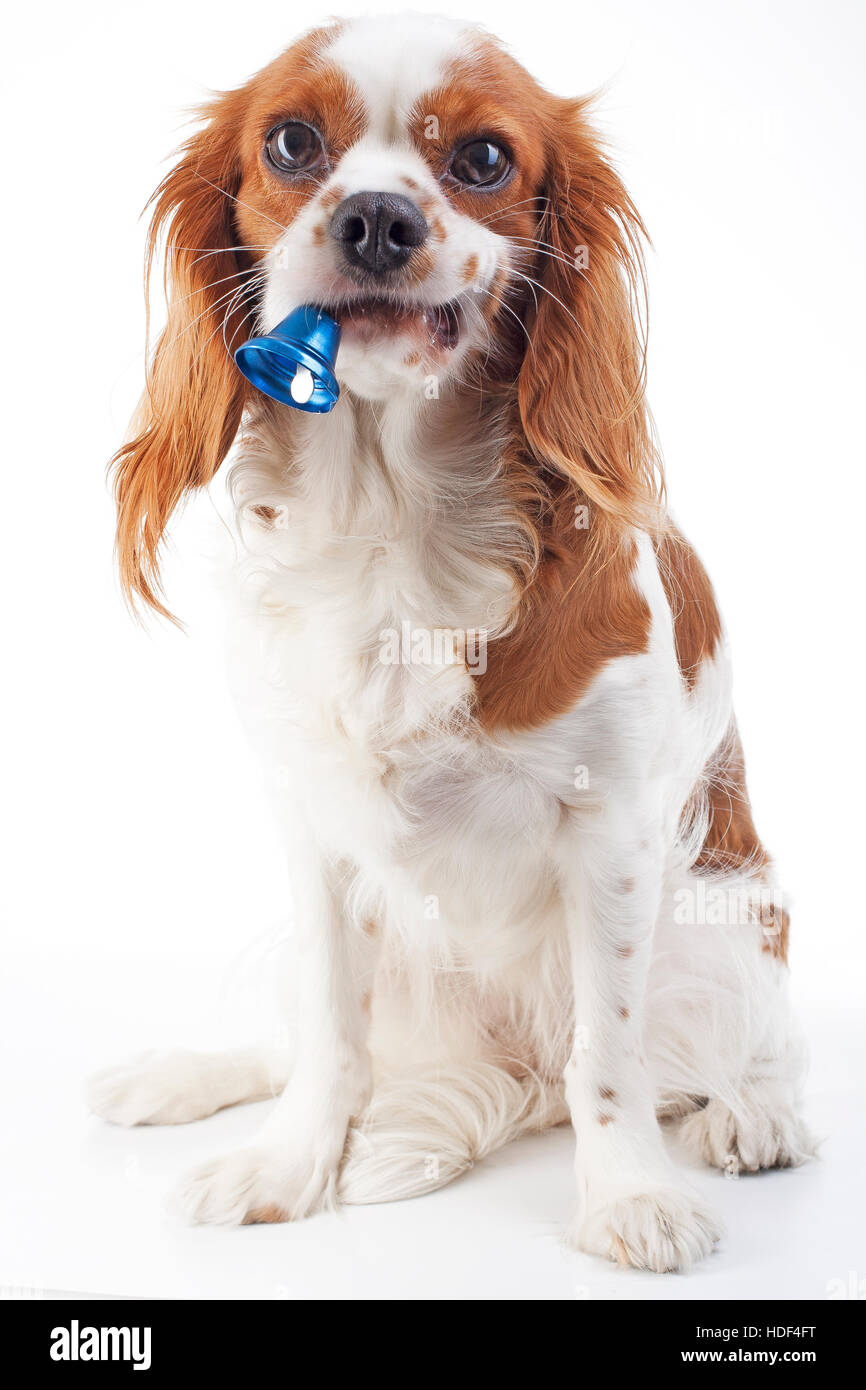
{"left": 234, "top": 305, "right": 341, "bottom": 413}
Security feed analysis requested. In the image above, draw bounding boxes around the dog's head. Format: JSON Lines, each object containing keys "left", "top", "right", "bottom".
{"left": 115, "top": 13, "right": 658, "bottom": 615}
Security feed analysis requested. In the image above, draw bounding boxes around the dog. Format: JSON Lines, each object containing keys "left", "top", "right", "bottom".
{"left": 89, "top": 12, "right": 813, "bottom": 1272}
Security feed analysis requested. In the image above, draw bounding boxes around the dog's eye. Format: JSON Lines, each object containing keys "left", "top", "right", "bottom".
{"left": 265, "top": 122, "right": 325, "bottom": 175}
{"left": 449, "top": 139, "right": 510, "bottom": 188}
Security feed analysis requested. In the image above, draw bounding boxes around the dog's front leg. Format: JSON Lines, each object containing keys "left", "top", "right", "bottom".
{"left": 557, "top": 799, "right": 722, "bottom": 1271}
{"left": 176, "top": 840, "right": 377, "bottom": 1226}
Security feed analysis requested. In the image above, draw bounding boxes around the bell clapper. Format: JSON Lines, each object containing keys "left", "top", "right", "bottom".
{"left": 290, "top": 365, "right": 315, "bottom": 404}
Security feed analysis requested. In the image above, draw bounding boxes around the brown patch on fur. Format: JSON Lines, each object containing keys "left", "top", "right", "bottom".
{"left": 615, "top": 944, "right": 634, "bottom": 959}
{"left": 462, "top": 253, "right": 479, "bottom": 284}
{"left": 404, "top": 244, "right": 435, "bottom": 285}
{"left": 760, "top": 904, "right": 790, "bottom": 962}
{"left": 319, "top": 183, "right": 346, "bottom": 212}
{"left": 475, "top": 497, "right": 651, "bottom": 731}
{"left": 477, "top": 264, "right": 509, "bottom": 323}
{"left": 244, "top": 1204, "right": 288, "bottom": 1225}
{"left": 654, "top": 530, "right": 722, "bottom": 690}
{"left": 362, "top": 919, "right": 378, "bottom": 937}
{"left": 618, "top": 1007, "right": 630, "bottom": 1021}
{"left": 694, "top": 726, "right": 768, "bottom": 877}
{"left": 619, "top": 877, "right": 635, "bottom": 894}
{"left": 598, "top": 1112, "right": 615, "bottom": 1126}
{"left": 429, "top": 217, "right": 446, "bottom": 243}
{"left": 686, "top": 723, "right": 788, "bottom": 964}
{"left": 611, "top": 1234, "right": 630, "bottom": 1267}
{"left": 311, "top": 222, "right": 326, "bottom": 246}
{"left": 403, "top": 175, "right": 420, "bottom": 191}
{"left": 599, "top": 1087, "right": 616, "bottom": 1101}
{"left": 403, "top": 351, "right": 422, "bottom": 367}
{"left": 250, "top": 504, "right": 279, "bottom": 524}
{"left": 409, "top": 47, "right": 547, "bottom": 253}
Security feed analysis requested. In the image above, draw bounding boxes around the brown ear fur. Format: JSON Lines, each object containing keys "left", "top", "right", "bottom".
{"left": 113, "top": 92, "right": 253, "bottom": 619}
{"left": 518, "top": 98, "right": 664, "bottom": 543}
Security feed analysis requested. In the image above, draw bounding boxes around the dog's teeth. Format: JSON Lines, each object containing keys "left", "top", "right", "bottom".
{"left": 290, "top": 366, "right": 315, "bottom": 404}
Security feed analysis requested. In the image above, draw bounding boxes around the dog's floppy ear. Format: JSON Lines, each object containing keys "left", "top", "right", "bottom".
{"left": 113, "top": 93, "right": 253, "bottom": 619}
{"left": 517, "top": 98, "right": 662, "bottom": 535}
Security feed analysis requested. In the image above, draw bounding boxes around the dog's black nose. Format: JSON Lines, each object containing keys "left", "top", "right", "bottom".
{"left": 330, "top": 191, "right": 428, "bottom": 276}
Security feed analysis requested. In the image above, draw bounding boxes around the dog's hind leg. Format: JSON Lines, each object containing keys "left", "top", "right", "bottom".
{"left": 86, "top": 1048, "right": 292, "bottom": 1126}
{"left": 651, "top": 724, "right": 816, "bottom": 1174}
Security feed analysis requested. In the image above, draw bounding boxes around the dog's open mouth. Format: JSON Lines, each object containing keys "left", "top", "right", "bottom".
{"left": 333, "top": 297, "right": 461, "bottom": 351}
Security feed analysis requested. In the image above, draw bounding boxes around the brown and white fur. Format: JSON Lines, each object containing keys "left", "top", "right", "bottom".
{"left": 89, "top": 13, "right": 813, "bottom": 1272}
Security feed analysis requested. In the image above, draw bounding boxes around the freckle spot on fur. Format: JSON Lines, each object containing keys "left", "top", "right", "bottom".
{"left": 417, "top": 193, "right": 435, "bottom": 216}
{"left": 251, "top": 505, "right": 278, "bottom": 525}
{"left": 611, "top": 1234, "right": 630, "bottom": 1267}
{"left": 760, "top": 904, "right": 790, "bottom": 962}
{"left": 462, "top": 253, "right": 478, "bottom": 284}
{"left": 361, "top": 990, "right": 371, "bottom": 1014}
{"left": 479, "top": 267, "right": 506, "bottom": 319}
{"left": 619, "top": 877, "right": 635, "bottom": 893}
{"left": 403, "top": 176, "right": 419, "bottom": 190}
{"left": 362, "top": 919, "right": 378, "bottom": 937}
{"left": 599, "top": 1086, "right": 616, "bottom": 1101}
{"left": 404, "top": 351, "right": 422, "bottom": 367}
{"left": 615, "top": 944, "right": 634, "bottom": 959}
{"left": 598, "top": 1112, "right": 615, "bottom": 1126}
{"left": 430, "top": 218, "right": 446, "bottom": 243}
{"left": 406, "top": 244, "right": 434, "bottom": 284}
{"left": 311, "top": 223, "right": 326, "bottom": 246}
{"left": 320, "top": 185, "right": 345, "bottom": 211}
{"left": 244, "top": 1205, "right": 287, "bottom": 1225}
{"left": 619, "top": 1006, "right": 630, "bottom": 1021}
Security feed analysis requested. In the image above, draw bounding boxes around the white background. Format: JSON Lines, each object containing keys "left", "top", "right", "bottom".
{"left": 1, "top": 0, "right": 864, "bottom": 1300}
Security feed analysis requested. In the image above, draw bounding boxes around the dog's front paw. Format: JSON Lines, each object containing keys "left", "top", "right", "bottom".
{"left": 174, "top": 1145, "right": 336, "bottom": 1226}
{"left": 575, "top": 1186, "right": 722, "bottom": 1272}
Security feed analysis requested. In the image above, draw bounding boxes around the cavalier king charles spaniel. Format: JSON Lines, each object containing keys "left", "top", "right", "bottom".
{"left": 89, "top": 12, "right": 813, "bottom": 1272}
